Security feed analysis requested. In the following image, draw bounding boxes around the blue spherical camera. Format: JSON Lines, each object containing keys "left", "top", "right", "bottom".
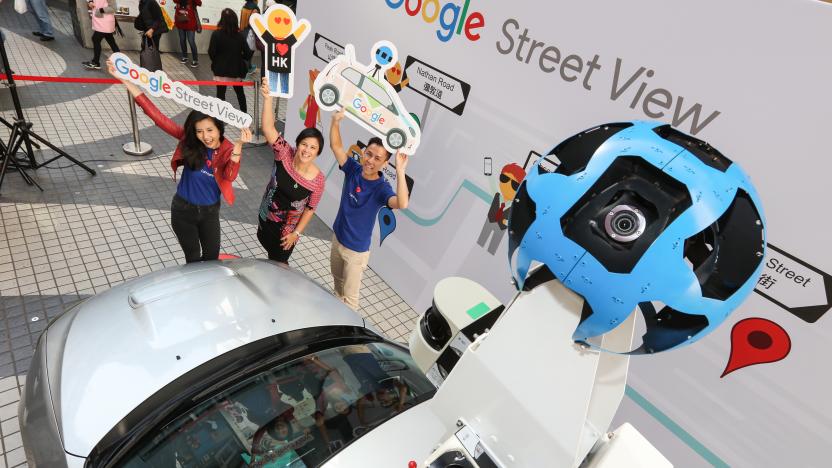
{"left": 508, "top": 121, "right": 766, "bottom": 353}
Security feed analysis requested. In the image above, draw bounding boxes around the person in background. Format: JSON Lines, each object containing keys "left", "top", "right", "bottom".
{"left": 134, "top": 0, "right": 167, "bottom": 51}
{"left": 257, "top": 79, "right": 325, "bottom": 264}
{"left": 240, "top": 1, "right": 261, "bottom": 74}
{"left": 82, "top": 0, "right": 119, "bottom": 70}
{"left": 328, "top": 109, "right": 410, "bottom": 310}
{"left": 26, "top": 0, "right": 55, "bottom": 41}
{"left": 173, "top": 0, "right": 201, "bottom": 67}
{"left": 209, "top": 8, "right": 248, "bottom": 113}
{"left": 239, "top": 0, "right": 259, "bottom": 30}
{"left": 107, "top": 59, "right": 252, "bottom": 263}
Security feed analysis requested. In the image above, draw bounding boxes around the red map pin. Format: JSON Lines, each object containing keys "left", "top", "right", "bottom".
{"left": 721, "top": 317, "right": 791, "bottom": 378}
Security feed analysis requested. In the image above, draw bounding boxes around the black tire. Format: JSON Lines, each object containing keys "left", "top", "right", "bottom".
{"left": 386, "top": 128, "right": 406, "bottom": 150}
{"left": 318, "top": 84, "right": 339, "bottom": 107}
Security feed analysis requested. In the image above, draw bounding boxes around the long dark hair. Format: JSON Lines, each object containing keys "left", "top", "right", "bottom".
{"left": 218, "top": 8, "right": 240, "bottom": 35}
{"left": 181, "top": 111, "right": 225, "bottom": 170}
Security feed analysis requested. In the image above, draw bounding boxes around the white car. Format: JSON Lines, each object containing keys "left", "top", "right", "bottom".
{"left": 314, "top": 45, "right": 421, "bottom": 155}
{"left": 19, "top": 259, "right": 435, "bottom": 467}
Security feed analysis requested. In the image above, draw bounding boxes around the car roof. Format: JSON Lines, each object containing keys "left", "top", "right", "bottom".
{"left": 52, "top": 259, "right": 366, "bottom": 457}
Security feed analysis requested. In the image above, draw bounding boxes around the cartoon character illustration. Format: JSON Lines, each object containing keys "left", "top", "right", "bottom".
{"left": 249, "top": 4, "right": 311, "bottom": 98}
{"left": 370, "top": 41, "right": 395, "bottom": 79}
{"left": 384, "top": 61, "right": 409, "bottom": 93}
{"left": 299, "top": 69, "right": 321, "bottom": 128}
{"left": 477, "top": 163, "right": 526, "bottom": 255}
{"left": 314, "top": 41, "right": 421, "bottom": 155}
{"left": 347, "top": 140, "right": 366, "bottom": 162}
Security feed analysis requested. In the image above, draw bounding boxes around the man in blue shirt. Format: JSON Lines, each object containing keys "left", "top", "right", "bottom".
{"left": 329, "top": 109, "right": 410, "bottom": 309}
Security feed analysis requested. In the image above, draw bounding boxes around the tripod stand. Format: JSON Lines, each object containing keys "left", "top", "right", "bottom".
{"left": 0, "top": 118, "right": 42, "bottom": 191}
{"left": 0, "top": 31, "right": 95, "bottom": 194}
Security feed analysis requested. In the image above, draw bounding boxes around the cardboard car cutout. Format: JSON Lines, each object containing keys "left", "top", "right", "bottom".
{"left": 110, "top": 53, "right": 252, "bottom": 128}
{"left": 314, "top": 41, "right": 421, "bottom": 155}
{"left": 249, "top": 4, "right": 311, "bottom": 98}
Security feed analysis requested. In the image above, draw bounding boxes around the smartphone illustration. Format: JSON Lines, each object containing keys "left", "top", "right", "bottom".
{"left": 484, "top": 156, "right": 492, "bottom": 176}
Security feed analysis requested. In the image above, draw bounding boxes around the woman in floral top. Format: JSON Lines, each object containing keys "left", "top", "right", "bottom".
{"left": 258, "top": 80, "right": 326, "bottom": 264}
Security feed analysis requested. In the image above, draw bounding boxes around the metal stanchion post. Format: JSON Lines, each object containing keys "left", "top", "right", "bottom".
{"left": 123, "top": 91, "right": 152, "bottom": 156}
{"left": 253, "top": 77, "right": 261, "bottom": 140}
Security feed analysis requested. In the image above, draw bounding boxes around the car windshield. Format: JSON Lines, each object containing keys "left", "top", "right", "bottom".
{"left": 117, "top": 342, "right": 435, "bottom": 468}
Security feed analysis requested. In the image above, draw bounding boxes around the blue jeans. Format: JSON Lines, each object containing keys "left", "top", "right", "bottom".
{"left": 178, "top": 29, "right": 197, "bottom": 61}
{"left": 268, "top": 71, "right": 289, "bottom": 95}
{"left": 26, "top": 0, "right": 54, "bottom": 37}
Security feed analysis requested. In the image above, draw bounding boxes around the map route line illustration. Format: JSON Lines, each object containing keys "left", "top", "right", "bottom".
{"left": 325, "top": 159, "right": 491, "bottom": 226}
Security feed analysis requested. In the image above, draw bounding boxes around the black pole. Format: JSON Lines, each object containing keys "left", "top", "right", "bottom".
{"left": 0, "top": 31, "right": 38, "bottom": 167}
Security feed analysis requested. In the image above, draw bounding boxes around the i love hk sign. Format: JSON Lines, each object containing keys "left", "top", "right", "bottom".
{"left": 111, "top": 53, "right": 252, "bottom": 128}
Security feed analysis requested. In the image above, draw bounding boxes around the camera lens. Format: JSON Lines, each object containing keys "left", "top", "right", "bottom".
{"left": 604, "top": 204, "right": 645, "bottom": 242}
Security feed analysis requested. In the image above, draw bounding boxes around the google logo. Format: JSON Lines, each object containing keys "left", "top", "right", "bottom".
{"left": 384, "top": 0, "right": 485, "bottom": 43}
{"left": 352, "top": 97, "right": 386, "bottom": 124}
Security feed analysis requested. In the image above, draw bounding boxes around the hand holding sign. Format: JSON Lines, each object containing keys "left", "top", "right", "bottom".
{"left": 108, "top": 53, "right": 252, "bottom": 129}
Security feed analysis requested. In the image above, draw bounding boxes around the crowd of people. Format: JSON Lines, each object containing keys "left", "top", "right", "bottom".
{"left": 102, "top": 2, "right": 411, "bottom": 311}
{"left": 15, "top": 0, "right": 410, "bottom": 310}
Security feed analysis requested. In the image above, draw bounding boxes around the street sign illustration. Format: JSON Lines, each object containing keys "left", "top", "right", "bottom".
{"left": 313, "top": 33, "right": 345, "bottom": 64}
{"left": 754, "top": 243, "right": 832, "bottom": 323}
{"left": 403, "top": 55, "right": 471, "bottom": 116}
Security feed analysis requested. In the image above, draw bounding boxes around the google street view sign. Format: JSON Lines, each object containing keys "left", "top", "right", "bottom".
{"left": 111, "top": 53, "right": 252, "bottom": 128}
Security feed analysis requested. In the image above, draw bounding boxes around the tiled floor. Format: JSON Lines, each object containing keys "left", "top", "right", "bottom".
{"left": 0, "top": 2, "right": 418, "bottom": 466}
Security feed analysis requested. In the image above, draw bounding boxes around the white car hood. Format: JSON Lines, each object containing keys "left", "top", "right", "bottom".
{"left": 50, "top": 259, "right": 364, "bottom": 456}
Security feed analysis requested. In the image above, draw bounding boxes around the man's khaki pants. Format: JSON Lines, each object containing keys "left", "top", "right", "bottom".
{"left": 330, "top": 235, "right": 371, "bottom": 310}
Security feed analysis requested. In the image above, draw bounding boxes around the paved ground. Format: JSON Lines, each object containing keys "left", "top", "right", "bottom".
{"left": 0, "top": 2, "right": 418, "bottom": 466}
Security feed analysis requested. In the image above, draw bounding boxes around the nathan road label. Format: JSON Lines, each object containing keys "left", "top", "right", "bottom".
{"left": 404, "top": 56, "right": 471, "bottom": 116}
{"left": 754, "top": 243, "right": 832, "bottom": 323}
{"left": 313, "top": 33, "right": 344, "bottom": 64}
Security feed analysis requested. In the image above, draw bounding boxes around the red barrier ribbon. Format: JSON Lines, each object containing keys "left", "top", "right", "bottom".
{"left": 0, "top": 74, "right": 254, "bottom": 87}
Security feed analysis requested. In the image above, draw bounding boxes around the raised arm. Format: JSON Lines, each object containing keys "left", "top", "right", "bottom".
{"left": 387, "top": 152, "right": 410, "bottom": 209}
{"left": 252, "top": 15, "right": 266, "bottom": 36}
{"left": 259, "top": 80, "right": 280, "bottom": 145}
{"left": 293, "top": 21, "right": 309, "bottom": 41}
{"left": 106, "top": 59, "right": 185, "bottom": 140}
{"left": 329, "top": 109, "right": 349, "bottom": 167}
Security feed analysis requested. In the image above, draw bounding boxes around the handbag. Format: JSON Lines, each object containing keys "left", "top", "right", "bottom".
{"left": 139, "top": 36, "right": 163, "bottom": 72}
{"left": 14, "top": 0, "right": 27, "bottom": 14}
{"left": 174, "top": 7, "right": 189, "bottom": 23}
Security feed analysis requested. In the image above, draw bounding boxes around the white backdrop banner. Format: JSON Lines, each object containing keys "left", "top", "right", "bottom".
{"left": 286, "top": 1, "right": 832, "bottom": 466}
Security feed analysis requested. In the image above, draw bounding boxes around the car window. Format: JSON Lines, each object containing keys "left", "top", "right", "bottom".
{"left": 340, "top": 68, "right": 363, "bottom": 87}
{"left": 117, "top": 343, "right": 435, "bottom": 468}
{"left": 360, "top": 78, "right": 394, "bottom": 110}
